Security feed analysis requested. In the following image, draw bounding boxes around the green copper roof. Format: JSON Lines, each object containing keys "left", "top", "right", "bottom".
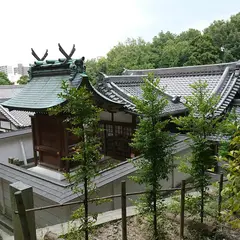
{"left": 2, "top": 73, "right": 83, "bottom": 111}
{"left": 2, "top": 57, "right": 86, "bottom": 111}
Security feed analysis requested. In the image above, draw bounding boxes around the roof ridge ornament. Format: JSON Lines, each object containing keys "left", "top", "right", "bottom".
{"left": 58, "top": 43, "right": 76, "bottom": 63}
{"left": 31, "top": 48, "right": 48, "bottom": 61}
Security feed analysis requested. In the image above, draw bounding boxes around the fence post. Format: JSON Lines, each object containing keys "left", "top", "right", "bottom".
{"left": 218, "top": 173, "right": 224, "bottom": 218}
{"left": 180, "top": 180, "right": 186, "bottom": 239}
{"left": 15, "top": 191, "right": 31, "bottom": 239}
{"left": 10, "top": 181, "right": 36, "bottom": 240}
{"left": 121, "top": 181, "right": 127, "bottom": 240}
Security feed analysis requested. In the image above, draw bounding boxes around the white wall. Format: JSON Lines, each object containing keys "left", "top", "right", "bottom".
{"left": 0, "top": 130, "right": 33, "bottom": 163}
{"left": 100, "top": 111, "right": 133, "bottom": 123}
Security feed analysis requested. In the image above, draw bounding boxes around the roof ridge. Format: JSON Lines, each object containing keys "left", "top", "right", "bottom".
{"left": 123, "top": 61, "right": 239, "bottom": 74}
{"left": 0, "top": 105, "right": 22, "bottom": 127}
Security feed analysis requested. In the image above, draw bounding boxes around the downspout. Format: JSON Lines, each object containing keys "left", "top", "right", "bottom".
{"left": 19, "top": 140, "right": 27, "bottom": 165}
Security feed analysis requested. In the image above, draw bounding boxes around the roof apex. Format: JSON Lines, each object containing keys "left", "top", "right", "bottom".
{"left": 123, "top": 61, "right": 239, "bottom": 76}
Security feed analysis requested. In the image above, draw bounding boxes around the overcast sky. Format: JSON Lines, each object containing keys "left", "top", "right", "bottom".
{"left": 0, "top": 0, "right": 239, "bottom": 66}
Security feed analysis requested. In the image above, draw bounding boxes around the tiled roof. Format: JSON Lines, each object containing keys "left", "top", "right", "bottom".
{"left": 2, "top": 59, "right": 86, "bottom": 111}
{"left": 100, "top": 61, "right": 240, "bottom": 116}
{"left": 96, "top": 75, "right": 186, "bottom": 115}
{"left": 0, "top": 86, "right": 32, "bottom": 128}
{"left": 0, "top": 105, "right": 31, "bottom": 127}
{"left": 0, "top": 85, "right": 24, "bottom": 100}
{"left": 0, "top": 134, "right": 188, "bottom": 203}
{"left": 2, "top": 74, "right": 83, "bottom": 111}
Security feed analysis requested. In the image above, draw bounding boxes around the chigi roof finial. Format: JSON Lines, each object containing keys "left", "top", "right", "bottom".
{"left": 58, "top": 43, "right": 76, "bottom": 63}
{"left": 31, "top": 48, "right": 48, "bottom": 61}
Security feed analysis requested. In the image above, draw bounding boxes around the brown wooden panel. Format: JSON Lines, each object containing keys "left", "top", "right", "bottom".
{"left": 35, "top": 114, "right": 64, "bottom": 170}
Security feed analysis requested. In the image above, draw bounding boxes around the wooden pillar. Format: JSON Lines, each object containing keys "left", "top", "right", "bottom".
{"left": 103, "top": 123, "right": 107, "bottom": 156}
{"left": 112, "top": 112, "right": 116, "bottom": 156}
{"left": 64, "top": 127, "right": 70, "bottom": 172}
{"left": 30, "top": 115, "right": 38, "bottom": 166}
{"left": 0, "top": 178, "right": 5, "bottom": 215}
{"left": 131, "top": 114, "right": 137, "bottom": 157}
{"left": 10, "top": 181, "right": 36, "bottom": 240}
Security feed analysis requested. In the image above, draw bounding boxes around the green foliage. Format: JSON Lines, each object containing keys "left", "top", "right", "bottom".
{"left": 85, "top": 57, "right": 107, "bottom": 85}
{"left": 17, "top": 75, "right": 29, "bottom": 84}
{"left": 218, "top": 123, "right": 240, "bottom": 228}
{"left": 130, "top": 73, "right": 175, "bottom": 238}
{"left": 49, "top": 81, "right": 102, "bottom": 238}
{"left": 86, "top": 12, "right": 240, "bottom": 79}
{"left": 185, "top": 35, "right": 221, "bottom": 66}
{"left": 172, "top": 80, "right": 222, "bottom": 221}
{"left": 107, "top": 38, "right": 154, "bottom": 75}
{"left": 0, "top": 72, "right": 13, "bottom": 85}
{"left": 204, "top": 13, "right": 240, "bottom": 62}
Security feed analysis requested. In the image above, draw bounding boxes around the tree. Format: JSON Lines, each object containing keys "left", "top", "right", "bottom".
{"left": 17, "top": 75, "right": 29, "bottom": 85}
{"left": 172, "top": 80, "right": 221, "bottom": 223}
{"left": 178, "top": 28, "right": 201, "bottom": 42}
{"left": 217, "top": 112, "right": 240, "bottom": 228}
{"left": 185, "top": 35, "right": 221, "bottom": 66}
{"left": 107, "top": 38, "right": 154, "bottom": 75}
{"left": 85, "top": 57, "right": 107, "bottom": 85}
{"left": 49, "top": 81, "right": 102, "bottom": 240}
{"left": 150, "top": 31, "right": 176, "bottom": 68}
{"left": 159, "top": 40, "right": 191, "bottom": 67}
{"left": 131, "top": 73, "right": 175, "bottom": 239}
{"left": 204, "top": 13, "right": 240, "bottom": 62}
{"left": 0, "top": 72, "right": 13, "bottom": 85}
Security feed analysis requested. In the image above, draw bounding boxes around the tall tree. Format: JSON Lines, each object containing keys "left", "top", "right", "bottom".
{"left": 49, "top": 81, "right": 102, "bottom": 240}
{"left": 86, "top": 57, "right": 107, "bottom": 85}
{"left": 178, "top": 28, "right": 201, "bottom": 42}
{"left": 204, "top": 13, "right": 240, "bottom": 62}
{"left": 159, "top": 40, "right": 191, "bottom": 67}
{"left": 131, "top": 73, "right": 175, "bottom": 239}
{"left": 185, "top": 35, "right": 221, "bottom": 66}
{"left": 107, "top": 38, "right": 154, "bottom": 75}
{"left": 172, "top": 80, "right": 221, "bottom": 223}
{"left": 217, "top": 111, "right": 240, "bottom": 228}
{"left": 151, "top": 31, "right": 176, "bottom": 68}
{"left": 0, "top": 72, "right": 13, "bottom": 85}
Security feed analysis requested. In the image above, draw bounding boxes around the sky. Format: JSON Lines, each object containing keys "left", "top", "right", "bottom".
{"left": 0, "top": 0, "right": 239, "bottom": 66}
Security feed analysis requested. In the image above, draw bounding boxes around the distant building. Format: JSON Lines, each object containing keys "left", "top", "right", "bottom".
{"left": 0, "top": 65, "right": 13, "bottom": 75}
{"left": 14, "top": 64, "right": 29, "bottom": 76}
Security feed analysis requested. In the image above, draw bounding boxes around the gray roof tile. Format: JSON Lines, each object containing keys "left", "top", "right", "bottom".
{"left": 98, "top": 61, "right": 240, "bottom": 116}
{"left": 0, "top": 105, "right": 31, "bottom": 127}
{"left": 0, "top": 85, "right": 24, "bottom": 100}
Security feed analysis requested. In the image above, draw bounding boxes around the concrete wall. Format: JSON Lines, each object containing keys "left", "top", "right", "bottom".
{"left": 0, "top": 129, "right": 33, "bottom": 163}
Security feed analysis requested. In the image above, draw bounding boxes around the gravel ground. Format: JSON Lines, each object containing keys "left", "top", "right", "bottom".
{"left": 90, "top": 216, "right": 240, "bottom": 240}
{"left": 92, "top": 216, "right": 179, "bottom": 240}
